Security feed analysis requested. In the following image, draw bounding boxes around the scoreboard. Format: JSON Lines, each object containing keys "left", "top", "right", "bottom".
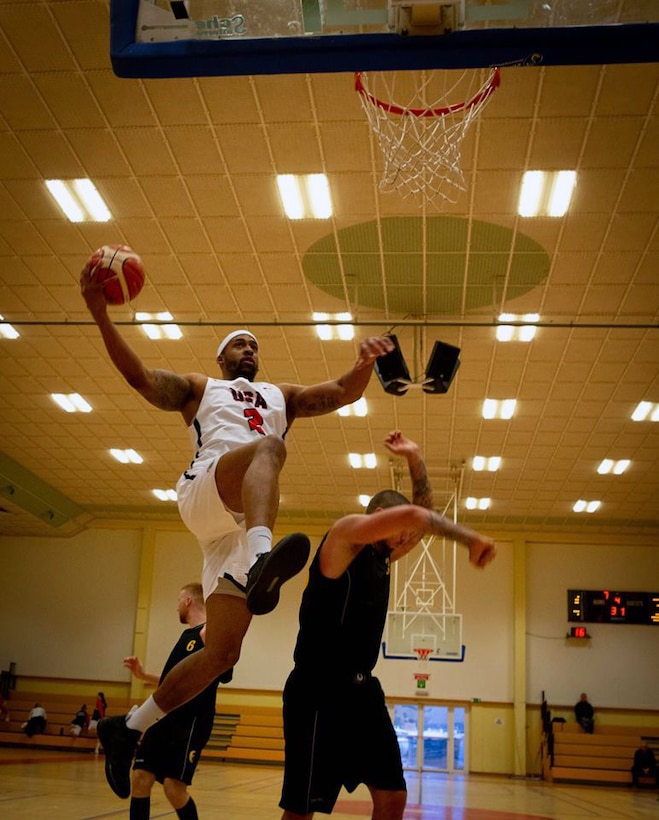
{"left": 568, "top": 590, "right": 659, "bottom": 625}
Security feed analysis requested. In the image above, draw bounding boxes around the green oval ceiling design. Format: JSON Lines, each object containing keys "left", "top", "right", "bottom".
{"left": 302, "top": 216, "right": 549, "bottom": 315}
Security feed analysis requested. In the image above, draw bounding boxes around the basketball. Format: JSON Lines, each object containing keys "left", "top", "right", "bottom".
{"left": 90, "top": 245, "right": 145, "bottom": 305}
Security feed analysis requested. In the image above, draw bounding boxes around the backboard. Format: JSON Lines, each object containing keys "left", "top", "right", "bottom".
{"left": 383, "top": 611, "right": 465, "bottom": 661}
{"left": 111, "top": 1, "right": 659, "bottom": 78}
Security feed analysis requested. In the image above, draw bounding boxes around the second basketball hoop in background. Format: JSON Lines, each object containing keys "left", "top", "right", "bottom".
{"left": 355, "top": 66, "right": 500, "bottom": 207}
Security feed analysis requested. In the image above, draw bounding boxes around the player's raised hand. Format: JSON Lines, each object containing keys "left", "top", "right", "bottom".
{"left": 354, "top": 335, "right": 394, "bottom": 369}
{"left": 80, "top": 256, "right": 110, "bottom": 316}
{"left": 383, "top": 430, "right": 421, "bottom": 459}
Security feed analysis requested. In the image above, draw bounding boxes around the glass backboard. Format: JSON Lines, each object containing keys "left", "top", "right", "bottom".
{"left": 112, "top": 1, "right": 659, "bottom": 78}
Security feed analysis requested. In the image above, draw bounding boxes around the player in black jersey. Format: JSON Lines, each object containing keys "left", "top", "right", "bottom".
{"left": 279, "top": 432, "right": 496, "bottom": 819}
{"left": 123, "top": 583, "right": 232, "bottom": 820}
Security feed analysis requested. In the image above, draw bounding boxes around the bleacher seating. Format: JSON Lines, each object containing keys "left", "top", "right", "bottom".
{"left": 0, "top": 693, "right": 129, "bottom": 753}
{"left": 548, "top": 722, "right": 659, "bottom": 787}
{"left": 204, "top": 706, "right": 284, "bottom": 765}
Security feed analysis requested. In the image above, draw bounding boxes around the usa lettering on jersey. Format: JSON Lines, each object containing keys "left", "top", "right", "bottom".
{"left": 229, "top": 386, "right": 268, "bottom": 436}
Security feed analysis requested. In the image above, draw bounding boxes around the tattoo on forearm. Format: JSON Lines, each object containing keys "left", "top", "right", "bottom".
{"left": 410, "top": 462, "right": 434, "bottom": 510}
{"left": 297, "top": 394, "right": 341, "bottom": 415}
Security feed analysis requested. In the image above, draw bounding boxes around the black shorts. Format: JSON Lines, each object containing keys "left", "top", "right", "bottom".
{"left": 133, "top": 712, "right": 213, "bottom": 785}
{"left": 279, "top": 670, "right": 406, "bottom": 815}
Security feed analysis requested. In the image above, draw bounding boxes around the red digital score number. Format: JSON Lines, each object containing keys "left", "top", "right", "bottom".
{"left": 570, "top": 627, "right": 587, "bottom": 638}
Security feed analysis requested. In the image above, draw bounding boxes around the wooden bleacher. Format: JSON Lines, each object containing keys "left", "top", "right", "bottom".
{"left": 0, "top": 692, "right": 129, "bottom": 754}
{"left": 0, "top": 693, "right": 284, "bottom": 764}
{"left": 204, "top": 706, "right": 284, "bottom": 765}
{"left": 548, "top": 722, "right": 659, "bottom": 787}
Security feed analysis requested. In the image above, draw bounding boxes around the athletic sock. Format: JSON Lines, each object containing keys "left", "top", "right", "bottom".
{"left": 176, "top": 797, "right": 198, "bottom": 820}
{"left": 125, "top": 695, "right": 166, "bottom": 733}
{"left": 247, "top": 525, "right": 272, "bottom": 557}
{"left": 129, "top": 796, "right": 150, "bottom": 820}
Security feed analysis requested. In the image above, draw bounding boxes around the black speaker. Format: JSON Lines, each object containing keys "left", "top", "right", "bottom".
{"left": 423, "top": 341, "right": 461, "bottom": 394}
{"left": 170, "top": 1, "right": 189, "bottom": 20}
{"left": 374, "top": 334, "right": 412, "bottom": 395}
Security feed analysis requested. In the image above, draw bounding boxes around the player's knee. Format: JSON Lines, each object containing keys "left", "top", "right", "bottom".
{"left": 162, "top": 777, "right": 188, "bottom": 807}
{"left": 256, "top": 434, "right": 287, "bottom": 467}
{"left": 205, "top": 641, "right": 241, "bottom": 676}
{"left": 372, "top": 788, "right": 406, "bottom": 819}
{"left": 131, "top": 768, "right": 155, "bottom": 797}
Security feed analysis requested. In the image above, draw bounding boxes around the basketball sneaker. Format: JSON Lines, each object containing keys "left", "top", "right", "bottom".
{"left": 246, "top": 532, "right": 310, "bottom": 615}
{"left": 97, "top": 715, "right": 141, "bottom": 799}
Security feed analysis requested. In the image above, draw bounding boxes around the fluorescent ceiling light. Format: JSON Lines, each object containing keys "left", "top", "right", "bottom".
{"left": 573, "top": 499, "right": 601, "bottom": 513}
{"left": 277, "top": 175, "right": 304, "bottom": 219}
{"left": 110, "top": 448, "right": 144, "bottom": 464}
{"left": 349, "top": 453, "right": 377, "bottom": 469}
{"left": 307, "top": 174, "right": 332, "bottom": 218}
{"left": 359, "top": 494, "right": 370, "bottom": 507}
{"left": 631, "top": 400, "right": 659, "bottom": 421}
{"left": 277, "top": 174, "right": 333, "bottom": 219}
{"left": 518, "top": 170, "right": 576, "bottom": 217}
{"left": 73, "top": 178, "right": 112, "bottom": 221}
{"left": 51, "top": 393, "right": 92, "bottom": 413}
{"left": 501, "top": 399, "right": 517, "bottom": 419}
{"left": 496, "top": 313, "right": 539, "bottom": 342}
{"left": 0, "top": 314, "right": 19, "bottom": 339}
{"left": 548, "top": 171, "right": 577, "bottom": 217}
{"left": 313, "top": 311, "right": 354, "bottom": 340}
{"left": 466, "top": 497, "right": 491, "bottom": 510}
{"left": 337, "top": 397, "right": 368, "bottom": 417}
{"left": 518, "top": 171, "right": 544, "bottom": 216}
{"left": 597, "top": 458, "right": 630, "bottom": 475}
{"left": 153, "top": 489, "right": 178, "bottom": 501}
{"left": 46, "top": 178, "right": 111, "bottom": 222}
{"left": 472, "top": 456, "right": 501, "bottom": 472}
{"left": 483, "top": 399, "right": 516, "bottom": 420}
{"left": 482, "top": 399, "right": 497, "bottom": 419}
{"left": 135, "top": 311, "right": 183, "bottom": 340}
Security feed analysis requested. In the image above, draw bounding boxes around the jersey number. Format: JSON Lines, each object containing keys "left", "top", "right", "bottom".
{"left": 244, "top": 408, "right": 265, "bottom": 435}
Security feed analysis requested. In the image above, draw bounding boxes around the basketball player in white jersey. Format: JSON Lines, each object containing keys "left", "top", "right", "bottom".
{"left": 80, "top": 258, "right": 393, "bottom": 800}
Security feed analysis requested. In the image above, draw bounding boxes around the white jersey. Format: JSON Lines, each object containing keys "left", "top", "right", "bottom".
{"left": 182, "top": 377, "right": 288, "bottom": 478}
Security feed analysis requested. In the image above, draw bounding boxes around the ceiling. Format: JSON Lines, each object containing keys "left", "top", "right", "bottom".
{"left": 0, "top": 1, "right": 657, "bottom": 541}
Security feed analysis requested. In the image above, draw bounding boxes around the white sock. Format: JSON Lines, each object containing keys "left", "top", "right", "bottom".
{"left": 247, "top": 526, "right": 272, "bottom": 557}
{"left": 125, "top": 695, "right": 165, "bottom": 733}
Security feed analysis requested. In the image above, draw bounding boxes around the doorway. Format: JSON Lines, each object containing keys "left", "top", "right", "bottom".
{"left": 392, "top": 703, "right": 466, "bottom": 772}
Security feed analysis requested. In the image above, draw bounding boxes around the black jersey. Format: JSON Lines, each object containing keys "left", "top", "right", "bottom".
{"left": 159, "top": 624, "right": 225, "bottom": 724}
{"left": 292, "top": 537, "right": 391, "bottom": 680}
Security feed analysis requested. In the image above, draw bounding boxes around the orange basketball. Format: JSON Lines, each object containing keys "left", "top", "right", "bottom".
{"left": 90, "top": 244, "right": 145, "bottom": 305}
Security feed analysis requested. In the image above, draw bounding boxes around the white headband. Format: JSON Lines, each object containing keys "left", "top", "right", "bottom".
{"left": 217, "top": 329, "right": 257, "bottom": 357}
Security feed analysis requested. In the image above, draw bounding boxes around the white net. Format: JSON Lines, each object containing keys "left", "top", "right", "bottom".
{"left": 356, "top": 67, "right": 500, "bottom": 207}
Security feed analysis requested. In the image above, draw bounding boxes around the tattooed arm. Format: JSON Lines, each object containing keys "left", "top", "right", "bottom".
{"left": 384, "top": 430, "right": 434, "bottom": 510}
{"left": 323, "top": 505, "right": 496, "bottom": 576}
{"left": 281, "top": 336, "right": 394, "bottom": 422}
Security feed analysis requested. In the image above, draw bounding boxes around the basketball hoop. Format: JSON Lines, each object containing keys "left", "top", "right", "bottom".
{"left": 355, "top": 67, "right": 500, "bottom": 207}
{"left": 413, "top": 647, "right": 433, "bottom": 662}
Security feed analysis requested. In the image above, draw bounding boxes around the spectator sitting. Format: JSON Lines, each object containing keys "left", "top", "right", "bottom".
{"left": 22, "top": 703, "right": 47, "bottom": 737}
{"left": 631, "top": 743, "right": 658, "bottom": 787}
{"left": 574, "top": 692, "right": 594, "bottom": 734}
{"left": 69, "top": 704, "right": 90, "bottom": 737}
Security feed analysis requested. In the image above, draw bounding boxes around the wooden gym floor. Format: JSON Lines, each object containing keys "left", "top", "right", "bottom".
{"left": 0, "top": 747, "right": 657, "bottom": 819}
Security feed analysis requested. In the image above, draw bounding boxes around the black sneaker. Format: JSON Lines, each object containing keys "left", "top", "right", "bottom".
{"left": 97, "top": 715, "right": 141, "bottom": 799}
{"left": 246, "top": 532, "right": 310, "bottom": 615}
